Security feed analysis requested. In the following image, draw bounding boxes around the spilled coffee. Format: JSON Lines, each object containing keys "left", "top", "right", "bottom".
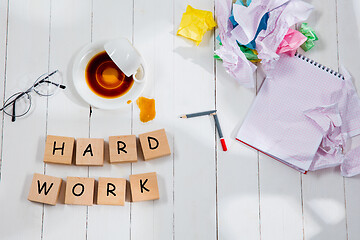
{"left": 85, "top": 51, "right": 134, "bottom": 99}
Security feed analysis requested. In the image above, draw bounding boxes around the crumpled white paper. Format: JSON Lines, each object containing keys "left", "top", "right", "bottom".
{"left": 215, "top": 0, "right": 256, "bottom": 88}
{"left": 215, "top": 0, "right": 313, "bottom": 87}
{"left": 231, "top": 0, "right": 290, "bottom": 45}
{"left": 305, "top": 103, "right": 348, "bottom": 171}
{"left": 303, "top": 69, "right": 360, "bottom": 176}
{"left": 255, "top": 0, "right": 313, "bottom": 72}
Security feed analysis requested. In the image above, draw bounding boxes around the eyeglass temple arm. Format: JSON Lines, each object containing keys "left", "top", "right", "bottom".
{"left": 36, "top": 80, "right": 66, "bottom": 89}
{"left": 11, "top": 100, "right": 16, "bottom": 122}
{"left": 32, "top": 70, "right": 66, "bottom": 89}
{"left": 12, "top": 91, "right": 27, "bottom": 121}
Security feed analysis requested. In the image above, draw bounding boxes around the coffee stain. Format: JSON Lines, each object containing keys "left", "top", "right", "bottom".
{"left": 136, "top": 97, "right": 156, "bottom": 123}
{"left": 85, "top": 51, "right": 134, "bottom": 99}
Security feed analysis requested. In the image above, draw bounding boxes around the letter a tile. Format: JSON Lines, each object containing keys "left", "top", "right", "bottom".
{"left": 75, "top": 138, "right": 104, "bottom": 166}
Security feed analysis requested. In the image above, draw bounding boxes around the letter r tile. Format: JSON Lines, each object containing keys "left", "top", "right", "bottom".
{"left": 109, "top": 135, "right": 137, "bottom": 163}
{"left": 97, "top": 177, "right": 126, "bottom": 205}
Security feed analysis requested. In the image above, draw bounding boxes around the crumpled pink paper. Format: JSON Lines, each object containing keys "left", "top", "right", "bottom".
{"left": 303, "top": 69, "right": 360, "bottom": 176}
{"left": 215, "top": 0, "right": 257, "bottom": 88}
{"left": 276, "top": 28, "right": 307, "bottom": 56}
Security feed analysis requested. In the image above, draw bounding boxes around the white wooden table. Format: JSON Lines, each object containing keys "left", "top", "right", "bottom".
{"left": 1, "top": 0, "right": 360, "bottom": 239}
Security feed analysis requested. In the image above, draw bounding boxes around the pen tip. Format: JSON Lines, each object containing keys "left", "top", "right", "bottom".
{"left": 180, "top": 115, "right": 186, "bottom": 119}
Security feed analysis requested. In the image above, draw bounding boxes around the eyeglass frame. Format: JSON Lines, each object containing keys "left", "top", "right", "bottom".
{"left": 0, "top": 70, "right": 66, "bottom": 122}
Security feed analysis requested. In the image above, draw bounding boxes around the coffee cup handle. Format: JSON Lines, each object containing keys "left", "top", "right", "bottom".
{"left": 133, "top": 60, "right": 146, "bottom": 83}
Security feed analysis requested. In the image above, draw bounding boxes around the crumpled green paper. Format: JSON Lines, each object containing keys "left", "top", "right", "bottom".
{"left": 299, "top": 23, "right": 318, "bottom": 51}
{"left": 177, "top": 5, "right": 217, "bottom": 45}
{"left": 214, "top": 40, "right": 260, "bottom": 63}
{"left": 239, "top": 44, "right": 260, "bottom": 62}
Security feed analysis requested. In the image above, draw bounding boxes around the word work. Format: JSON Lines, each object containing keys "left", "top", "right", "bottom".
{"left": 28, "top": 172, "right": 160, "bottom": 206}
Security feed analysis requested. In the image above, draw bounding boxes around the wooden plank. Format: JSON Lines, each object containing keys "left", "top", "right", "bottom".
{"left": 301, "top": 0, "right": 347, "bottom": 239}
{"left": 87, "top": 0, "right": 133, "bottom": 238}
{"left": 215, "top": 20, "right": 260, "bottom": 240}
{"left": 256, "top": 7, "right": 303, "bottom": 239}
{"left": 0, "top": 0, "right": 50, "bottom": 239}
{"left": 258, "top": 154, "right": 303, "bottom": 239}
{"left": 131, "top": 0, "right": 175, "bottom": 238}
{"left": 337, "top": 0, "right": 360, "bottom": 239}
{"left": 41, "top": 0, "right": 92, "bottom": 239}
{"left": 172, "top": 1, "right": 216, "bottom": 239}
{"left": 257, "top": 53, "right": 303, "bottom": 238}
{"left": 0, "top": 0, "right": 8, "bottom": 179}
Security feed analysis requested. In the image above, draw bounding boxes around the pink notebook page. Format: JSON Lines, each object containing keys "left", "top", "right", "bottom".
{"left": 236, "top": 54, "right": 346, "bottom": 172}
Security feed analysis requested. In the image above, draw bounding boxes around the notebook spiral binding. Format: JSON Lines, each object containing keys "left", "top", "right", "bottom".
{"left": 294, "top": 52, "right": 345, "bottom": 80}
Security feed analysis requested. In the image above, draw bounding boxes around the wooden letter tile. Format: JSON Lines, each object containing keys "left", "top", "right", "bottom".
{"left": 138, "top": 129, "right": 171, "bottom": 160}
{"left": 64, "top": 177, "right": 95, "bottom": 205}
{"left": 129, "top": 172, "right": 159, "bottom": 202}
{"left": 109, "top": 135, "right": 137, "bottom": 163}
{"left": 75, "top": 138, "right": 104, "bottom": 166}
{"left": 28, "top": 173, "right": 62, "bottom": 205}
{"left": 97, "top": 177, "right": 126, "bottom": 205}
{"left": 43, "top": 135, "right": 75, "bottom": 165}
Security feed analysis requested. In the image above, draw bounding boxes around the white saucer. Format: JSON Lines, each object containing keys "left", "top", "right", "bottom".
{"left": 72, "top": 40, "right": 146, "bottom": 110}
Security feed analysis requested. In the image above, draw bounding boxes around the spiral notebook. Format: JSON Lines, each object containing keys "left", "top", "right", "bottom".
{"left": 236, "top": 53, "right": 360, "bottom": 173}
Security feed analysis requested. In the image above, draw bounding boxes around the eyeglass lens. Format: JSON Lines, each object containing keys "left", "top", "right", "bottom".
{"left": 0, "top": 70, "right": 65, "bottom": 122}
{"left": 2, "top": 92, "right": 32, "bottom": 119}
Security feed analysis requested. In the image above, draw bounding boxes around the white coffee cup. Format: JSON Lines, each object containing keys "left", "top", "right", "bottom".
{"left": 104, "top": 38, "right": 145, "bottom": 83}
{"left": 72, "top": 39, "right": 147, "bottom": 109}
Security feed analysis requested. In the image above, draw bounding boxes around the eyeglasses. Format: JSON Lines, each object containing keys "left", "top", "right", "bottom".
{"left": 0, "top": 70, "right": 65, "bottom": 122}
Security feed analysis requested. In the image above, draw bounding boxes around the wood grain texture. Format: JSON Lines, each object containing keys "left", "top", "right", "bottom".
{"left": 0, "top": 0, "right": 8, "bottom": 180}
{"left": 131, "top": 0, "right": 174, "bottom": 238}
{"left": 0, "top": 0, "right": 359, "bottom": 239}
{"left": 337, "top": 1, "right": 360, "bottom": 240}
{"left": 301, "top": 1, "right": 347, "bottom": 240}
{"left": 215, "top": 7, "right": 261, "bottom": 239}
{"left": 87, "top": 0, "right": 133, "bottom": 239}
{"left": 42, "top": 0, "right": 92, "bottom": 239}
{"left": 0, "top": 0, "right": 50, "bottom": 239}
{"left": 173, "top": 0, "right": 217, "bottom": 239}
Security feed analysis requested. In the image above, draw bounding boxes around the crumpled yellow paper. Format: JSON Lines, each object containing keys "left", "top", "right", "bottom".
{"left": 177, "top": 5, "right": 217, "bottom": 45}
